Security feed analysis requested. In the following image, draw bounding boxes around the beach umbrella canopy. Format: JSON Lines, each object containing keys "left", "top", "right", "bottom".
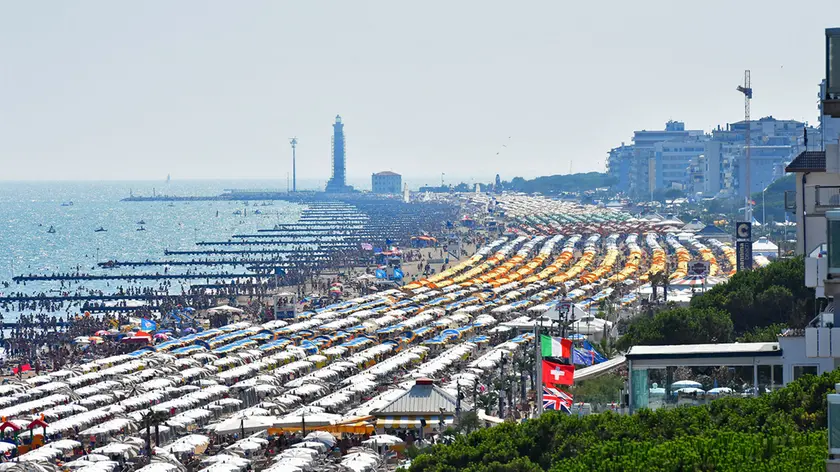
{"left": 213, "top": 416, "right": 276, "bottom": 435}
{"left": 289, "top": 441, "right": 327, "bottom": 453}
{"left": 71, "top": 454, "right": 112, "bottom": 463}
{"left": 201, "top": 454, "right": 251, "bottom": 466}
{"left": 92, "top": 442, "right": 139, "bottom": 458}
{"left": 275, "top": 448, "right": 319, "bottom": 460}
{"left": 362, "top": 434, "right": 403, "bottom": 446}
{"left": 273, "top": 412, "right": 340, "bottom": 430}
{"left": 208, "top": 305, "right": 244, "bottom": 314}
{"left": 65, "top": 460, "right": 120, "bottom": 470}
{"left": 303, "top": 431, "right": 336, "bottom": 447}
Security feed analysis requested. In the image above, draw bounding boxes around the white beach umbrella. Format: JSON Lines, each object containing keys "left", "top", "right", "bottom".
{"left": 303, "top": 431, "right": 336, "bottom": 447}
{"left": 362, "top": 434, "right": 403, "bottom": 446}
{"left": 213, "top": 416, "right": 276, "bottom": 435}
{"left": 289, "top": 441, "right": 327, "bottom": 453}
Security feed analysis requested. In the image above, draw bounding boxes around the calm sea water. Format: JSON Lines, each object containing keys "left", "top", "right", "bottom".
{"left": 0, "top": 180, "right": 306, "bottom": 308}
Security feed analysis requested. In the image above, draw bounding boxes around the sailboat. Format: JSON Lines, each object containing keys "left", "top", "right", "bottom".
{"left": 95, "top": 227, "right": 107, "bottom": 232}
{"left": 166, "top": 174, "right": 171, "bottom": 184}
{"left": 47, "top": 226, "right": 56, "bottom": 234}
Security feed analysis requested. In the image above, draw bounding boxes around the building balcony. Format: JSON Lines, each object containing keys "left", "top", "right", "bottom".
{"left": 805, "top": 325, "right": 840, "bottom": 358}
{"left": 815, "top": 186, "right": 840, "bottom": 211}
{"left": 823, "top": 99, "right": 840, "bottom": 118}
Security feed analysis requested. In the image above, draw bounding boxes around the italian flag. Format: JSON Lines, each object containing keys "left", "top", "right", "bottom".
{"left": 541, "top": 335, "right": 572, "bottom": 359}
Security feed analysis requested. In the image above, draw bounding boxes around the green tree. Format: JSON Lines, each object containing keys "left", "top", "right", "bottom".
{"left": 570, "top": 373, "right": 624, "bottom": 405}
{"left": 475, "top": 392, "right": 498, "bottom": 416}
{"left": 458, "top": 411, "right": 480, "bottom": 434}
{"left": 691, "top": 257, "right": 813, "bottom": 333}
{"left": 140, "top": 409, "right": 169, "bottom": 455}
{"left": 410, "top": 368, "right": 840, "bottom": 472}
{"left": 664, "top": 188, "right": 685, "bottom": 200}
{"left": 648, "top": 271, "right": 669, "bottom": 302}
{"left": 737, "top": 323, "right": 789, "bottom": 343}
{"left": 503, "top": 173, "right": 616, "bottom": 195}
{"left": 617, "top": 307, "right": 733, "bottom": 350}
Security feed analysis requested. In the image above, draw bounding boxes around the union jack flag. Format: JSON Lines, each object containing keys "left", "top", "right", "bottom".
{"left": 543, "top": 386, "right": 573, "bottom": 413}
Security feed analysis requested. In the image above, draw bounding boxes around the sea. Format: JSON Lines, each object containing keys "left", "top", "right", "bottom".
{"left": 0, "top": 180, "right": 311, "bottom": 319}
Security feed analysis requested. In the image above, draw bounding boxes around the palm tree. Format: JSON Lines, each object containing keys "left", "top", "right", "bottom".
{"left": 140, "top": 409, "right": 170, "bottom": 455}
{"left": 649, "top": 271, "right": 668, "bottom": 302}
{"left": 515, "top": 351, "right": 534, "bottom": 396}
{"left": 457, "top": 410, "right": 480, "bottom": 434}
{"left": 598, "top": 337, "right": 617, "bottom": 358}
{"left": 475, "top": 392, "right": 497, "bottom": 416}
{"left": 492, "top": 378, "right": 506, "bottom": 418}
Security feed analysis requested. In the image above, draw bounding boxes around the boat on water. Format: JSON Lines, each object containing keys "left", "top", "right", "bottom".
{"left": 137, "top": 226, "right": 146, "bottom": 231}
{"left": 233, "top": 210, "right": 243, "bottom": 216}
{"left": 47, "top": 226, "right": 56, "bottom": 234}
{"left": 95, "top": 227, "right": 107, "bottom": 232}
{"left": 167, "top": 203, "right": 175, "bottom": 207}
{"left": 61, "top": 201, "right": 73, "bottom": 207}
{"left": 137, "top": 220, "right": 146, "bottom": 225}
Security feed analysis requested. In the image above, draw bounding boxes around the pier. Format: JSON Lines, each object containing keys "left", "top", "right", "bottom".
{"left": 5, "top": 196, "right": 458, "bottom": 317}
{"left": 13, "top": 273, "right": 275, "bottom": 283}
{"left": 164, "top": 248, "right": 333, "bottom": 256}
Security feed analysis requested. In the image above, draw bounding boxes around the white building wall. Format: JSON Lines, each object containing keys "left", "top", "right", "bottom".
{"left": 777, "top": 336, "right": 835, "bottom": 385}
{"left": 794, "top": 171, "right": 840, "bottom": 255}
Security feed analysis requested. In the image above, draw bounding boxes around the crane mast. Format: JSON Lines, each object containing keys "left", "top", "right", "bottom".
{"left": 736, "top": 70, "right": 753, "bottom": 221}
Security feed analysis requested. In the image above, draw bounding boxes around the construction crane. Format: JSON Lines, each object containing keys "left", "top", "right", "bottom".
{"left": 736, "top": 70, "right": 753, "bottom": 221}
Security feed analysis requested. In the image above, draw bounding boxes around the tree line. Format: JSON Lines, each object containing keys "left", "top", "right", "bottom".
{"left": 616, "top": 257, "right": 814, "bottom": 349}
{"left": 409, "top": 366, "right": 838, "bottom": 471}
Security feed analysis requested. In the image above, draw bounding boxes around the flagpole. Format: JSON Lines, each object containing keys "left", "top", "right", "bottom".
{"left": 535, "top": 318, "right": 543, "bottom": 416}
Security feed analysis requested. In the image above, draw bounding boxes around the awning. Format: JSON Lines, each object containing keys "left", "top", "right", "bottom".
{"left": 375, "top": 415, "right": 455, "bottom": 429}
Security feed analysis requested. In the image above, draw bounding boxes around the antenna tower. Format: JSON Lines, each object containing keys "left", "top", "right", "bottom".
{"left": 289, "top": 137, "right": 298, "bottom": 192}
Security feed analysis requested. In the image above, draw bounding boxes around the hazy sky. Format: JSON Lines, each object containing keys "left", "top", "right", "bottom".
{"left": 1, "top": 1, "right": 839, "bottom": 183}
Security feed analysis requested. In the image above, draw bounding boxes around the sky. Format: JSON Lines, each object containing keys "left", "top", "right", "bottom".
{"left": 1, "top": 1, "right": 839, "bottom": 184}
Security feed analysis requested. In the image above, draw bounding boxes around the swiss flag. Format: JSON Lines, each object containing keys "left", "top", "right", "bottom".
{"left": 542, "top": 359, "right": 575, "bottom": 387}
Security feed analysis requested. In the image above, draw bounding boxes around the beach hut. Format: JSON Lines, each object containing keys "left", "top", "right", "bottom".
{"left": 373, "top": 378, "right": 457, "bottom": 434}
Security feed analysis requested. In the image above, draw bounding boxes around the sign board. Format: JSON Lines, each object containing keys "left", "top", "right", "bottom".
{"left": 547, "top": 300, "right": 573, "bottom": 321}
{"left": 736, "top": 221, "right": 752, "bottom": 241}
{"left": 687, "top": 261, "right": 710, "bottom": 277}
{"left": 558, "top": 300, "right": 572, "bottom": 316}
{"left": 736, "top": 240, "right": 753, "bottom": 272}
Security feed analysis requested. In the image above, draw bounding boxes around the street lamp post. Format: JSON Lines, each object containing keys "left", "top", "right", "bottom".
{"left": 762, "top": 183, "right": 767, "bottom": 236}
